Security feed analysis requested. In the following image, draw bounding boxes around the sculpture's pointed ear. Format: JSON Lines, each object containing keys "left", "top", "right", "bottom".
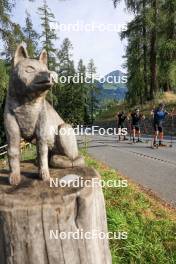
{"left": 39, "top": 50, "right": 48, "bottom": 65}
{"left": 14, "top": 42, "right": 28, "bottom": 66}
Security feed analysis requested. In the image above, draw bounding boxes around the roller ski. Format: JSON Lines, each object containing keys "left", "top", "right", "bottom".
{"left": 158, "top": 142, "right": 167, "bottom": 147}
{"left": 151, "top": 141, "right": 159, "bottom": 149}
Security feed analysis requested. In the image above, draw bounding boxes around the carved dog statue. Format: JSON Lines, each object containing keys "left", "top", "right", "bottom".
{"left": 4, "top": 43, "right": 85, "bottom": 185}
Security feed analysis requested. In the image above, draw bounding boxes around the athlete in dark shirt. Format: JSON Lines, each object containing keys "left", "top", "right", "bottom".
{"left": 117, "top": 112, "right": 127, "bottom": 128}
{"left": 131, "top": 109, "right": 144, "bottom": 143}
{"left": 116, "top": 111, "right": 128, "bottom": 141}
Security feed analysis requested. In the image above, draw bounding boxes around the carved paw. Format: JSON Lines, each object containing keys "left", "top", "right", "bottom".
{"left": 9, "top": 173, "right": 21, "bottom": 186}
{"left": 39, "top": 168, "right": 50, "bottom": 182}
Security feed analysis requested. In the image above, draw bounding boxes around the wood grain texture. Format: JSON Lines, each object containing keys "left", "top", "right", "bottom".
{"left": 0, "top": 162, "right": 112, "bottom": 264}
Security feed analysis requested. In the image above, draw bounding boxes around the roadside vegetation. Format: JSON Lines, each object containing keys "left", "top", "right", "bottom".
{"left": 83, "top": 151, "right": 176, "bottom": 264}
{"left": 15, "top": 146, "right": 176, "bottom": 264}
{"left": 97, "top": 92, "right": 176, "bottom": 122}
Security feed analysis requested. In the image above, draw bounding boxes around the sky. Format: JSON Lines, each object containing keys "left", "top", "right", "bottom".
{"left": 13, "top": 0, "right": 133, "bottom": 77}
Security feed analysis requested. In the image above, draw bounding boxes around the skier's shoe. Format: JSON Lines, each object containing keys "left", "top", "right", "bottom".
{"left": 152, "top": 142, "right": 158, "bottom": 148}
{"left": 123, "top": 137, "right": 128, "bottom": 141}
{"left": 136, "top": 138, "right": 143, "bottom": 143}
{"left": 158, "top": 143, "right": 167, "bottom": 147}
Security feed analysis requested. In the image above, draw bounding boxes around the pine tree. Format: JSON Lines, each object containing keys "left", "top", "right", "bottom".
{"left": 0, "top": 59, "right": 9, "bottom": 145}
{"left": 58, "top": 38, "right": 73, "bottom": 76}
{"left": 87, "top": 59, "right": 99, "bottom": 124}
{"left": 23, "top": 11, "right": 39, "bottom": 57}
{"left": 38, "top": 0, "right": 57, "bottom": 69}
{"left": 38, "top": 0, "right": 58, "bottom": 106}
{"left": 0, "top": 0, "right": 24, "bottom": 59}
{"left": 114, "top": 0, "right": 151, "bottom": 104}
{"left": 56, "top": 38, "right": 78, "bottom": 123}
{"left": 113, "top": 0, "right": 176, "bottom": 104}
{"left": 77, "top": 59, "right": 89, "bottom": 124}
{"left": 158, "top": 0, "right": 176, "bottom": 91}
{"left": 149, "top": 0, "right": 158, "bottom": 99}
{"left": 56, "top": 39, "right": 91, "bottom": 124}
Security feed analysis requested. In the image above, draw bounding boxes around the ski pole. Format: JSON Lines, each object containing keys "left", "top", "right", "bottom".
{"left": 141, "top": 116, "right": 148, "bottom": 142}
{"left": 170, "top": 108, "right": 175, "bottom": 147}
{"left": 128, "top": 119, "right": 132, "bottom": 141}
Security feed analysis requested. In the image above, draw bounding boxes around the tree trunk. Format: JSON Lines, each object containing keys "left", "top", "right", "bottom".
{"left": 142, "top": 0, "right": 148, "bottom": 99}
{"left": 150, "top": 0, "right": 158, "bottom": 99}
{"left": 0, "top": 163, "right": 112, "bottom": 264}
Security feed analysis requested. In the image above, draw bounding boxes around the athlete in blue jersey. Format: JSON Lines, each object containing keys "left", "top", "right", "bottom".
{"left": 151, "top": 103, "right": 168, "bottom": 146}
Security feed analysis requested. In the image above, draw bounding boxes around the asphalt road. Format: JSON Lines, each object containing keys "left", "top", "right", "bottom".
{"left": 78, "top": 135, "right": 176, "bottom": 207}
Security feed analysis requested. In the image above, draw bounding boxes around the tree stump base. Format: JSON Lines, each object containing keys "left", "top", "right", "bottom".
{"left": 0, "top": 162, "right": 112, "bottom": 264}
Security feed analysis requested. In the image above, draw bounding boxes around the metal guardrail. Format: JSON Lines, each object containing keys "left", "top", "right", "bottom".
{"left": 0, "top": 141, "right": 30, "bottom": 157}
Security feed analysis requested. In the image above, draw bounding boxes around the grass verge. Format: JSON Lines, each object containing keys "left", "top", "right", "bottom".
{"left": 19, "top": 146, "right": 176, "bottom": 263}
{"left": 82, "top": 150, "right": 176, "bottom": 264}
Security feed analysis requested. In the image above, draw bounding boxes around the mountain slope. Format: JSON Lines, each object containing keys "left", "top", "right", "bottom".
{"left": 97, "top": 70, "right": 128, "bottom": 101}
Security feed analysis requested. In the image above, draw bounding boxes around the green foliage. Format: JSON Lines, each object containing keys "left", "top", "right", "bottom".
{"left": 55, "top": 38, "right": 77, "bottom": 123}
{"left": 87, "top": 59, "right": 100, "bottom": 124}
{"left": 0, "top": 0, "right": 25, "bottom": 59}
{"left": 21, "top": 144, "right": 36, "bottom": 161}
{"left": 54, "top": 38, "right": 95, "bottom": 125}
{"left": 114, "top": 0, "right": 176, "bottom": 105}
{"left": 0, "top": 0, "right": 100, "bottom": 147}
{"left": 169, "top": 62, "right": 176, "bottom": 90}
{"left": 38, "top": 0, "right": 57, "bottom": 70}
{"left": 77, "top": 59, "right": 90, "bottom": 124}
{"left": 38, "top": 0, "right": 58, "bottom": 106}
{"left": 0, "top": 60, "right": 9, "bottom": 145}
{"left": 23, "top": 11, "right": 39, "bottom": 57}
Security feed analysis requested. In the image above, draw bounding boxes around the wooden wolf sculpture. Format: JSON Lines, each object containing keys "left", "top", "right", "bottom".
{"left": 4, "top": 43, "right": 85, "bottom": 185}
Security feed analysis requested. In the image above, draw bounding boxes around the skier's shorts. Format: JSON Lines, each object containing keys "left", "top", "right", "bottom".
{"left": 131, "top": 124, "right": 140, "bottom": 131}
{"left": 118, "top": 122, "right": 125, "bottom": 129}
{"left": 153, "top": 122, "right": 163, "bottom": 132}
